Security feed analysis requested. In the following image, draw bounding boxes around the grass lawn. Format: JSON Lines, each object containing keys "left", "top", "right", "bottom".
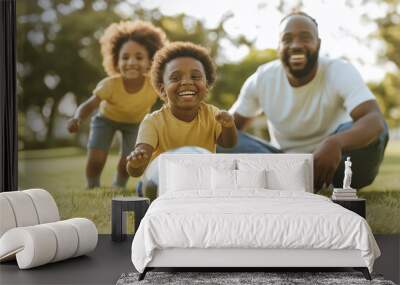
{"left": 18, "top": 140, "right": 400, "bottom": 234}
{"left": 358, "top": 139, "right": 400, "bottom": 234}
{"left": 18, "top": 149, "right": 140, "bottom": 234}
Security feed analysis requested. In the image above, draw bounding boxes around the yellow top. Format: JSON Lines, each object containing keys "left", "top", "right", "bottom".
{"left": 93, "top": 75, "right": 158, "bottom": 123}
{"left": 136, "top": 102, "right": 222, "bottom": 161}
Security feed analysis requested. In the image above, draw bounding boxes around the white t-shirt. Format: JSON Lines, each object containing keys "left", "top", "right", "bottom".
{"left": 230, "top": 57, "right": 376, "bottom": 153}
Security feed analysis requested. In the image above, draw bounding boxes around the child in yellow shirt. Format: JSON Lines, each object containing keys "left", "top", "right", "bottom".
{"left": 126, "top": 42, "right": 237, "bottom": 180}
{"left": 67, "top": 21, "right": 167, "bottom": 189}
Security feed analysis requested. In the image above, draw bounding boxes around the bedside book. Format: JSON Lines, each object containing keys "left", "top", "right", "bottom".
{"left": 332, "top": 195, "right": 358, "bottom": 200}
{"left": 333, "top": 188, "right": 357, "bottom": 193}
{"left": 332, "top": 188, "right": 358, "bottom": 200}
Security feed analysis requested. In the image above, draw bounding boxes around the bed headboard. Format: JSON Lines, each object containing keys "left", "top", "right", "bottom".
{"left": 158, "top": 153, "right": 313, "bottom": 195}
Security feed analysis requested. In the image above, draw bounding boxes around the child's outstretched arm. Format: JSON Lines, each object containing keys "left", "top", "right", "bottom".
{"left": 126, "top": 143, "right": 154, "bottom": 177}
{"left": 67, "top": 95, "right": 101, "bottom": 133}
{"left": 216, "top": 110, "right": 238, "bottom": 148}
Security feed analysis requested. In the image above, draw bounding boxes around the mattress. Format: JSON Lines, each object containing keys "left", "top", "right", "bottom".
{"left": 131, "top": 190, "right": 380, "bottom": 273}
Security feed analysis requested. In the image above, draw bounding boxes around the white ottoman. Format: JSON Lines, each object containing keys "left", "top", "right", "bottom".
{"left": 0, "top": 189, "right": 98, "bottom": 269}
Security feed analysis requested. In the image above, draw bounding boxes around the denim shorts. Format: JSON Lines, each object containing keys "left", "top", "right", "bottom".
{"left": 87, "top": 114, "right": 139, "bottom": 157}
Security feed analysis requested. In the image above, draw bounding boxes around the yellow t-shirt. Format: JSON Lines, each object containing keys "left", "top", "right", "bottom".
{"left": 93, "top": 75, "right": 158, "bottom": 123}
{"left": 136, "top": 102, "right": 222, "bottom": 161}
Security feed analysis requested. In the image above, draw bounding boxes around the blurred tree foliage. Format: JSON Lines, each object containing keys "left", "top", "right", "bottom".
{"left": 16, "top": 0, "right": 260, "bottom": 148}
{"left": 17, "top": 0, "right": 121, "bottom": 147}
{"left": 364, "top": 0, "right": 400, "bottom": 128}
{"left": 16, "top": 0, "right": 399, "bottom": 149}
{"left": 212, "top": 48, "right": 277, "bottom": 109}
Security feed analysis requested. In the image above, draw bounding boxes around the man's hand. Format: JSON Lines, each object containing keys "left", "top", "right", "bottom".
{"left": 126, "top": 149, "right": 150, "bottom": 170}
{"left": 67, "top": 118, "right": 81, "bottom": 133}
{"left": 313, "top": 137, "right": 342, "bottom": 191}
{"left": 215, "top": 110, "right": 235, "bottom": 128}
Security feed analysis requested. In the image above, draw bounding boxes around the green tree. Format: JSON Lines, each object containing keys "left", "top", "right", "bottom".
{"left": 369, "top": 73, "right": 400, "bottom": 127}
{"left": 365, "top": 0, "right": 400, "bottom": 127}
{"left": 211, "top": 48, "right": 277, "bottom": 109}
{"left": 17, "top": 0, "right": 121, "bottom": 147}
{"left": 16, "top": 1, "right": 252, "bottom": 148}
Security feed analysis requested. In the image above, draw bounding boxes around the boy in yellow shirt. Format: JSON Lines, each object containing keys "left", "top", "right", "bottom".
{"left": 67, "top": 21, "right": 167, "bottom": 189}
{"left": 126, "top": 42, "right": 237, "bottom": 181}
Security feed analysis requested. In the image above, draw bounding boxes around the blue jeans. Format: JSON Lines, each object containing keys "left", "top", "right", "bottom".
{"left": 217, "top": 122, "right": 389, "bottom": 189}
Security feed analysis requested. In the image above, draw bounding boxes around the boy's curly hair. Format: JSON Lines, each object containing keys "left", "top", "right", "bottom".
{"left": 150, "top": 42, "right": 216, "bottom": 94}
{"left": 100, "top": 20, "right": 168, "bottom": 76}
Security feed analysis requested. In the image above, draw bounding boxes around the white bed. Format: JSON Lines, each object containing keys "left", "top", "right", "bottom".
{"left": 131, "top": 154, "right": 380, "bottom": 280}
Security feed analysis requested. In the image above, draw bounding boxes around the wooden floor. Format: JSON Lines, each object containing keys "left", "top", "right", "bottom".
{"left": 0, "top": 235, "right": 134, "bottom": 285}
{"left": 0, "top": 235, "right": 398, "bottom": 285}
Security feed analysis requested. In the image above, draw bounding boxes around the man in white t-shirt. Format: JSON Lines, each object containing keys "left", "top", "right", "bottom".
{"left": 219, "top": 11, "right": 388, "bottom": 191}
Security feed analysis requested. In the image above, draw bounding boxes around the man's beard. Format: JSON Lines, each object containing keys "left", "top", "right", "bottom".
{"left": 282, "top": 50, "right": 319, "bottom": 79}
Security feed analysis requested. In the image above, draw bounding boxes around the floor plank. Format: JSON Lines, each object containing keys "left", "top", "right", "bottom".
{"left": 374, "top": 234, "right": 400, "bottom": 284}
{"left": 0, "top": 235, "right": 134, "bottom": 285}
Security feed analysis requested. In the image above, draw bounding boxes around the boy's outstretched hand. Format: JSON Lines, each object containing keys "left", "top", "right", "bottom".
{"left": 126, "top": 148, "right": 150, "bottom": 169}
{"left": 126, "top": 144, "right": 154, "bottom": 177}
{"left": 215, "top": 110, "right": 235, "bottom": 128}
{"left": 67, "top": 118, "right": 81, "bottom": 133}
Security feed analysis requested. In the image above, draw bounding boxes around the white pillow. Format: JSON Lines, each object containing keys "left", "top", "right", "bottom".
{"left": 267, "top": 166, "right": 306, "bottom": 191}
{"left": 236, "top": 169, "right": 267, "bottom": 189}
{"left": 211, "top": 168, "right": 236, "bottom": 190}
{"left": 238, "top": 159, "right": 308, "bottom": 191}
{"left": 167, "top": 162, "right": 211, "bottom": 191}
{"left": 211, "top": 169, "right": 268, "bottom": 191}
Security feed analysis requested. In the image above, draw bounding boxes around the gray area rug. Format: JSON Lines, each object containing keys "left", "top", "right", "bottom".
{"left": 116, "top": 271, "right": 396, "bottom": 285}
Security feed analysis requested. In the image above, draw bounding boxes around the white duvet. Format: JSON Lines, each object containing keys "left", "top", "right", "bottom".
{"left": 131, "top": 190, "right": 380, "bottom": 273}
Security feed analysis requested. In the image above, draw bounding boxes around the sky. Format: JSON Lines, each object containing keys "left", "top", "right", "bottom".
{"left": 122, "top": 0, "right": 396, "bottom": 83}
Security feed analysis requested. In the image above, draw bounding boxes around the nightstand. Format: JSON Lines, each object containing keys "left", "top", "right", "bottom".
{"left": 332, "top": 198, "right": 366, "bottom": 218}
{"left": 111, "top": 196, "right": 150, "bottom": 242}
